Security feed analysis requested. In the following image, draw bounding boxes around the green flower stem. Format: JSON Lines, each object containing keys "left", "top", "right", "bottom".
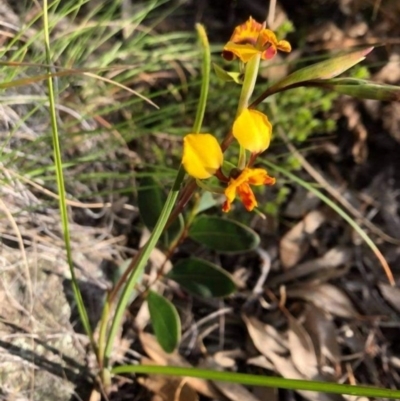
{"left": 236, "top": 54, "right": 261, "bottom": 169}
{"left": 157, "top": 23, "right": 211, "bottom": 229}
{"left": 236, "top": 55, "right": 261, "bottom": 116}
{"left": 237, "top": 145, "right": 247, "bottom": 170}
{"left": 193, "top": 23, "right": 210, "bottom": 133}
{"left": 112, "top": 365, "right": 400, "bottom": 399}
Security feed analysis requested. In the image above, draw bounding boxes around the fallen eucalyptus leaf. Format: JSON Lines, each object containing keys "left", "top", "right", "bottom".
{"left": 139, "top": 333, "right": 222, "bottom": 399}
{"left": 287, "top": 314, "right": 319, "bottom": 378}
{"left": 287, "top": 283, "right": 359, "bottom": 318}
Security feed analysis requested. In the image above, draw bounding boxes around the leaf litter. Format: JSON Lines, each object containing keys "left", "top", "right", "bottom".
{"left": 3, "top": 1, "right": 400, "bottom": 400}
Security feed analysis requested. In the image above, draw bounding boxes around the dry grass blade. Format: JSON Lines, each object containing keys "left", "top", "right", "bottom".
{"left": 0, "top": 61, "right": 158, "bottom": 108}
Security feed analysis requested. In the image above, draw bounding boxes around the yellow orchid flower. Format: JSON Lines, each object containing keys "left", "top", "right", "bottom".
{"left": 223, "top": 167, "right": 276, "bottom": 212}
{"left": 182, "top": 110, "right": 276, "bottom": 212}
{"left": 233, "top": 109, "right": 272, "bottom": 154}
{"left": 222, "top": 17, "right": 291, "bottom": 63}
{"left": 182, "top": 133, "right": 223, "bottom": 179}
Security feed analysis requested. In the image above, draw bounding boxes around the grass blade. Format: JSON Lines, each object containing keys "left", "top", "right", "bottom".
{"left": 111, "top": 365, "right": 400, "bottom": 398}
{"left": 43, "top": 0, "right": 96, "bottom": 349}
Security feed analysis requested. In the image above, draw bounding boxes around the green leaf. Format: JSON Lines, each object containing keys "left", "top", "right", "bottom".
{"left": 138, "top": 175, "right": 165, "bottom": 231}
{"left": 137, "top": 174, "right": 182, "bottom": 242}
{"left": 147, "top": 290, "right": 181, "bottom": 353}
{"left": 213, "top": 62, "right": 243, "bottom": 84}
{"left": 252, "top": 47, "right": 373, "bottom": 105}
{"left": 167, "top": 258, "right": 236, "bottom": 297}
{"left": 308, "top": 78, "right": 400, "bottom": 101}
{"left": 112, "top": 364, "right": 400, "bottom": 399}
{"left": 188, "top": 215, "right": 260, "bottom": 253}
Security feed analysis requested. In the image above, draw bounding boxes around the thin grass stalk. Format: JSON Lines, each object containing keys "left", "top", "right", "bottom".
{"left": 43, "top": 0, "right": 96, "bottom": 350}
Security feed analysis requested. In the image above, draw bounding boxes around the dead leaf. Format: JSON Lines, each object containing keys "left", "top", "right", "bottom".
{"left": 280, "top": 210, "right": 326, "bottom": 269}
{"left": 271, "top": 247, "right": 352, "bottom": 286}
{"left": 287, "top": 314, "right": 319, "bottom": 378}
{"left": 342, "top": 99, "right": 368, "bottom": 164}
{"left": 242, "top": 315, "right": 287, "bottom": 355}
{"left": 246, "top": 355, "right": 275, "bottom": 371}
{"left": 284, "top": 186, "right": 320, "bottom": 219}
{"left": 252, "top": 385, "right": 278, "bottom": 401}
{"left": 287, "top": 283, "right": 359, "bottom": 318}
{"left": 213, "top": 381, "right": 262, "bottom": 401}
{"left": 138, "top": 373, "right": 198, "bottom": 401}
{"left": 139, "top": 332, "right": 223, "bottom": 399}
{"left": 268, "top": 353, "right": 344, "bottom": 401}
{"left": 303, "top": 304, "right": 341, "bottom": 376}
{"left": 378, "top": 282, "right": 400, "bottom": 313}
{"left": 214, "top": 349, "right": 245, "bottom": 368}
{"left": 88, "top": 389, "right": 101, "bottom": 401}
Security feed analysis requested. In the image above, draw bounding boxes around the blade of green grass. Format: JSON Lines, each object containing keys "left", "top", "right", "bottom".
{"left": 111, "top": 365, "right": 400, "bottom": 398}
{"left": 43, "top": 0, "right": 96, "bottom": 351}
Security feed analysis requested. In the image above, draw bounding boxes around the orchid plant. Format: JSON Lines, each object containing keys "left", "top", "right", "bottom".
{"left": 183, "top": 18, "right": 291, "bottom": 213}
{"left": 64, "top": 15, "right": 400, "bottom": 397}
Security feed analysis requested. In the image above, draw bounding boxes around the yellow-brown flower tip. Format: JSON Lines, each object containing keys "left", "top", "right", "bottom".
{"left": 222, "top": 17, "right": 292, "bottom": 63}
{"left": 222, "top": 167, "right": 275, "bottom": 212}
{"left": 233, "top": 109, "right": 272, "bottom": 154}
{"left": 182, "top": 133, "right": 223, "bottom": 180}
{"left": 258, "top": 29, "right": 292, "bottom": 60}
{"left": 230, "top": 16, "right": 261, "bottom": 45}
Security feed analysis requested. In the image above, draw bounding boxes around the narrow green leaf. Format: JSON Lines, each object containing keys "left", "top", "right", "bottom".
{"left": 167, "top": 258, "right": 236, "bottom": 297}
{"left": 137, "top": 175, "right": 182, "bottom": 242}
{"left": 193, "top": 24, "right": 211, "bottom": 132}
{"left": 147, "top": 290, "right": 181, "bottom": 353}
{"left": 213, "top": 63, "right": 243, "bottom": 84}
{"left": 112, "top": 365, "right": 400, "bottom": 399}
{"left": 137, "top": 175, "right": 165, "bottom": 231}
{"left": 252, "top": 47, "right": 373, "bottom": 105}
{"left": 308, "top": 78, "right": 400, "bottom": 101}
{"left": 43, "top": 0, "right": 96, "bottom": 348}
{"left": 188, "top": 215, "right": 260, "bottom": 253}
